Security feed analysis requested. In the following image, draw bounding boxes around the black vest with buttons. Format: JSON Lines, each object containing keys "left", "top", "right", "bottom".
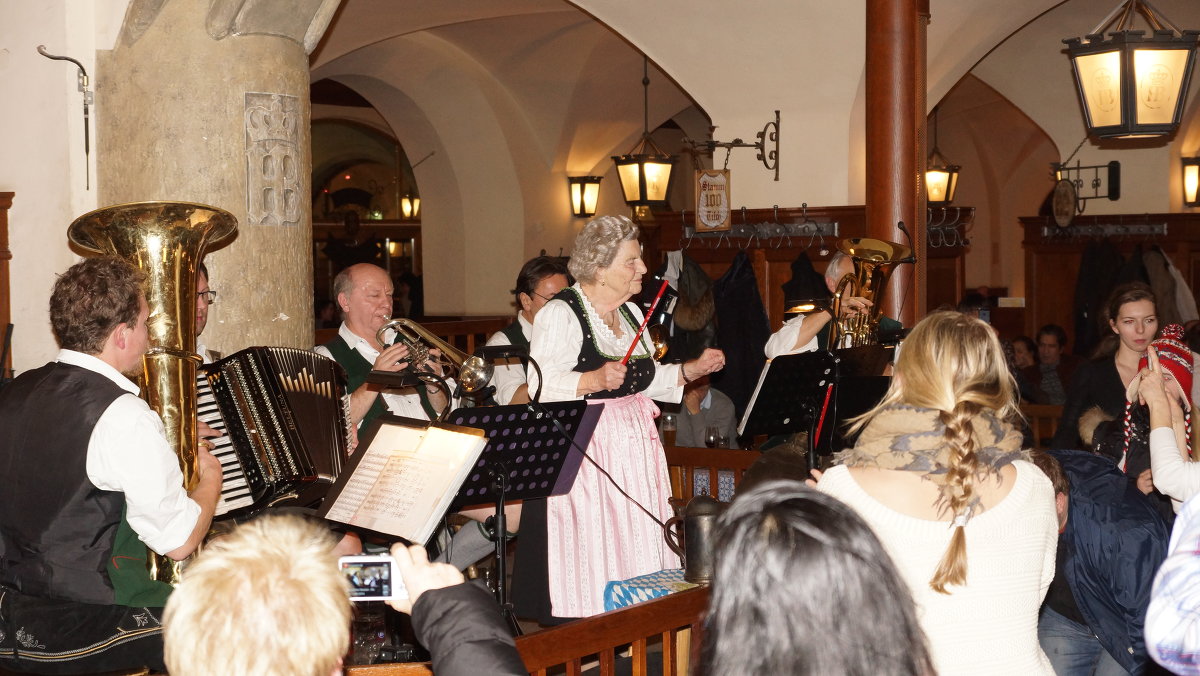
{"left": 0, "top": 362, "right": 128, "bottom": 604}
{"left": 556, "top": 287, "right": 656, "bottom": 399}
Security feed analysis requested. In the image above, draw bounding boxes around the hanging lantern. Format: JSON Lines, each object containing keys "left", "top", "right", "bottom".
{"left": 612, "top": 57, "right": 676, "bottom": 208}
{"left": 1064, "top": 1, "right": 1199, "bottom": 138}
{"left": 926, "top": 107, "right": 960, "bottom": 206}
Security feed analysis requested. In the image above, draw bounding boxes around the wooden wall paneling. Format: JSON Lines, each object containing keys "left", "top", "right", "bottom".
{"left": 1021, "top": 213, "right": 1200, "bottom": 347}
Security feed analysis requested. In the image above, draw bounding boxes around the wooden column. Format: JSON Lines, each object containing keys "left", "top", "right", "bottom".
{"left": 0, "top": 192, "right": 11, "bottom": 377}
{"left": 865, "top": 0, "right": 927, "bottom": 326}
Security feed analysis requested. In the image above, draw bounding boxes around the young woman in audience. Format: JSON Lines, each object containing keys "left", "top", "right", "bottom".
{"left": 699, "top": 481, "right": 933, "bottom": 676}
{"left": 1053, "top": 282, "right": 1159, "bottom": 450}
{"left": 817, "top": 310, "right": 1058, "bottom": 675}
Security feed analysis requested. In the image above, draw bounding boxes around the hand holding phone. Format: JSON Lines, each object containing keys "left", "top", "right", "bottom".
{"left": 339, "top": 555, "right": 408, "bottom": 602}
{"left": 385, "top": 543, "right": 465, "bottom": 615}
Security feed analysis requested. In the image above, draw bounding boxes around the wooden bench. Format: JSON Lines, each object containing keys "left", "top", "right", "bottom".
{"left": 1020, "top": 403, "right": 1063, "bottom": 450}
{"left": 344, "top": 586, "right": 709, "bottom": 676}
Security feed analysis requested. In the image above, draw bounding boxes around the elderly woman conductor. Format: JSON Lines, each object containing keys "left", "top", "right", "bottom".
{"left": 526, "top": 215, "right": 724, "bottom": 619}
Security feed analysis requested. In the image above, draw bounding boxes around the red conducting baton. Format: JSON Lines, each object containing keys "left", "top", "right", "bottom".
{"left": 620, "top": 279, "right": 669, "bottom": 365}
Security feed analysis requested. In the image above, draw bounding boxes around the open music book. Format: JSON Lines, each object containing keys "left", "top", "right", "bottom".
{"left": 318, "top": 416, "right": 487, "bottom": 544}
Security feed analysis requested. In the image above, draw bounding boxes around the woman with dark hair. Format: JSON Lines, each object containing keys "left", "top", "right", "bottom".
{"left": 516, "top": 215, "right": 724, "bottom": 622}
{"left": 818, "top": 310, "right": 1058, "bottom": 675}
{"left": 1052, "top": 282, "right": 1159, "bottom": 450}
{"left": 700, "top": 481, "right": 934, "bottom": 676}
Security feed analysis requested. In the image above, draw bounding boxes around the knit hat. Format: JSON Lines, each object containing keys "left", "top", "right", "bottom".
{"left": 1123, "top": 324, "right": 1194, "bottom": 407}
{"left": 1119, "top": 324, "right": 1193, "bottom": 472}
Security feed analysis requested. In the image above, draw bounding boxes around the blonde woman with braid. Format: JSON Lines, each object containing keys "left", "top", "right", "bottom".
{"left": 818, "top": 311, "right": 1058, "bottom": 675}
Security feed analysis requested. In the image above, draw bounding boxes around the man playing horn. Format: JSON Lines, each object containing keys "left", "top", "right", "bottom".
{"left": 315, "top": 262, "right": 449, "bottom": 427}
{"left": 0, "top": 256, "right": 221, "bottom": 674}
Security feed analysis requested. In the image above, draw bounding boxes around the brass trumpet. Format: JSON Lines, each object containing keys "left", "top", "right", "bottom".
{"left": 375, "top": 318, "right": 493, "bottom": 393}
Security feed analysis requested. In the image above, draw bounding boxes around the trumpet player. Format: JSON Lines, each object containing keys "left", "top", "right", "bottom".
{"left": 315, "top": 263, "right": 451, "bottom": 427}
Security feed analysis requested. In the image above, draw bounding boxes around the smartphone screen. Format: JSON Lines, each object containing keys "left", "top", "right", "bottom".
{"left": 339, "top": 556, "right": 404, "bottom": 601}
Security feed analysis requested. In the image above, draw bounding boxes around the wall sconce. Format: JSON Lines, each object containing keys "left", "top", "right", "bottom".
{"left": 926, "top": 107, "right": 960, "bottom": 206}
{"left": 1064, "top": 0, "right": 1199, "bottom": 138}
{"left": 567, "top": 176, "right": 602, "bottom": 218}
{"left": 1184, "top": 157, "right": 1200, "bottom": 206}
{"left": 401, "top": 194, "right": 420, "bottom": 220}
{"left": 612, "top": 57, "right": 675, "bottom": 208}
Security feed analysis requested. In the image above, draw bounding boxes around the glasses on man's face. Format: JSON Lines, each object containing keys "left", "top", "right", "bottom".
{"left": 531, "top": 291, "right": 556, "bottom": 303}
{"left": 197, "top": 290, "right": 218, "bottom": 305}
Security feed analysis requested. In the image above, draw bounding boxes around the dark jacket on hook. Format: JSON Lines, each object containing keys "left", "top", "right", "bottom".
{"left": 711, "top": 250, "right": 771, "bottom": 417}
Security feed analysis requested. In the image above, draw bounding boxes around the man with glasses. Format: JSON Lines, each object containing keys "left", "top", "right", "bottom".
{"left": 485, "top": 255, "right": 571, "bottom": 405}
{"left": 196, "top": 262, "right": 219, "bottom": 363}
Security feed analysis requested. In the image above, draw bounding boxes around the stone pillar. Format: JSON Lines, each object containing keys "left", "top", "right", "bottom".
{"left": 96, "top": 0, "right": 339, "bottom": 350}
{"left": 865, "top": 0, "right": 925, "bottom": 326}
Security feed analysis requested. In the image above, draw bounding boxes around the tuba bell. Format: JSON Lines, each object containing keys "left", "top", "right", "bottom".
{"left": 68, "top": 201, "right": 237, "bottom": 583}
{"left": 827, "top": 237, "right": 912, "bottom": 349}
{"left": 375, "top": 318, "right": 493, "bottom": 394}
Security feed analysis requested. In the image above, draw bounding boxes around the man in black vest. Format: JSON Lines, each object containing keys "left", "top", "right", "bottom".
{"left": 485, "top": 255, "right": 570, "bottom": 405}
{"left": 315, "top": 262, "right": 449, "bottom": 429}
{"left": 0, "top": 256, "right": 221, "bottom": 674}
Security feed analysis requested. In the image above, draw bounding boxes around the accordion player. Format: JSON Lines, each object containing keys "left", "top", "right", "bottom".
{"left": 198, "top": 346, "right": 352, "bottom": 519}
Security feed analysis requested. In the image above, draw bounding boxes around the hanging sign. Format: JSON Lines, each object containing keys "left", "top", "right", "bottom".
{"left": 695, "top": 170, "right": 731, "bottom": 232}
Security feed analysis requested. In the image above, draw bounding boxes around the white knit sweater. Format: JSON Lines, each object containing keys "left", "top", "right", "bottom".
{"left": 818, "top": 460, "right": 1058, "bottom": 676}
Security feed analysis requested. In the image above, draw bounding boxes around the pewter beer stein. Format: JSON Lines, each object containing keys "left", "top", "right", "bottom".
{"left": 664, "top": 495, "right": 726, "bottom": 584}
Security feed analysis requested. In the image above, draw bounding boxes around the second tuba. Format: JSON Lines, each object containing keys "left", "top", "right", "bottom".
{"left": 827, "top": 237, "right": 912, "bottom": 349}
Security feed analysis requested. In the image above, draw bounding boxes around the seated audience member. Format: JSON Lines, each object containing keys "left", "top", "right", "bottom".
{"left": 0, "top": 257, "right": 220, "bottom": 674}
{"left": 669, "top": 375, "right": 739, "bottom": 448}
{"left": 1012, "top": 335, "right": 1038, "bottom": 371}
{"left": 164, "top": 514, "right": 351, "bottom": 676}
{"left": 763, "top": 251, "right": 899, "bottom": 358}
{"left": 485, "top": 255, "right": 570, "bottom": 405}
{"left": 1146, "top": 495, "right": 1200, "bottom": 675}
{"left": 315, "top": 262, "right": 452, "bottom": 428}
{"left": 818, "top": 310, "right": 1058, "bottom": 675}
{"left": 1022, "top": 324, "right": 1081, "bottom": 405}
{"left": 699, "top": 480, "right": 933, "bottom": 676}
{"left": 1031, "top": 450, "right": 1169, "bottom": 675}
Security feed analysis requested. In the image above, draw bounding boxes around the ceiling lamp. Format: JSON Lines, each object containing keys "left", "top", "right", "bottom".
{"left": 1064, "top": 0, "right": 1199, "bottom": 139}
{"left": 925, "top": 107, "right": 960, "bottom": 206}
{"left": 400, "top": 193, "right": 420, "bottom": 220}
{"left": 612, "top": 57, "right": 676, "bottom": 208}
{"left": 1184, "top": 156, "right": 1200, "bottom": 207}
{"left": 567, "top": 176, "right": 603, "bottom": 218}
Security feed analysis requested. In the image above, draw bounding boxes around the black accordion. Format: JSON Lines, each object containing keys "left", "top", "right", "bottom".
{"left": 199, "top": 346, "right": 351, "bottom": 519}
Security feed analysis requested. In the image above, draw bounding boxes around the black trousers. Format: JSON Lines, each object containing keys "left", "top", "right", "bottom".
{"left": 0, "top": 588, "right": 165, "bottom": 675}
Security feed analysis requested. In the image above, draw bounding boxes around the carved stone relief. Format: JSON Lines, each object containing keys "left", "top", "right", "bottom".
{"left": 244, "top": 92, "right": 301, "bottom": 227}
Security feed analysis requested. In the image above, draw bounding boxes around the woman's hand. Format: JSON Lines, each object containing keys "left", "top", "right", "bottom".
{"left": 680, "top": 348, "right": 725, "bottom": 385}
{"left": 591, "top": 361, "right": 628, "bottom": 393}
{"left": 1136, "top": 468, "right": 1155, "bottom": 495}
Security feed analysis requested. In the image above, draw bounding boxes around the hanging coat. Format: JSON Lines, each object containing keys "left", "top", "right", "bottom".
{"left": 710, "top": 250, "right": 771, "bottom": 417}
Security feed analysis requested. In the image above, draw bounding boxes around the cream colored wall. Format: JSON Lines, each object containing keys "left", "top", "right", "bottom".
{"left": 0, "top": 1, "right": 111, "bottom": 371}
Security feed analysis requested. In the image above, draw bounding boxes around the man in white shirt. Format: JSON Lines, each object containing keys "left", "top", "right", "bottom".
{"left": 0, "top": 256, "right": 221, "bottom": 674}
{"left": 764, "top": 252, "right": 878, "bottom": 358}
{"left": 315, "top": 263, "right": 450, "bottom": 427}
{"left": 485, "top": 255, "right": 570, "bottom": 404}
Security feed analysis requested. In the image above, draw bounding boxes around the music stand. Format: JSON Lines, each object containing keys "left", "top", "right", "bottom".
{"left": 446, "top": 400, "right": 601, "bottom": 634}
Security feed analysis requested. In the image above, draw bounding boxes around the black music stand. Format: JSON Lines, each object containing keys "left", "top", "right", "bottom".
{"left": 446, "top": 400, "right": 600, "bottom": 634}
{"left": 738, "top": 351, "right": 839, "bottom": 471}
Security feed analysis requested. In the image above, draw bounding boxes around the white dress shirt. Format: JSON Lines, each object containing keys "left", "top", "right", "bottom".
{"left": 314, "top": 322, "right": 454, "bottom": 422}
{"left": 763, "top": 314, "right": 820, "bottom": 359}
{"left": 58, "top": 350, "right": 201, "bottom": 556}
{"left": 485, "top": 314, "right": 531, "bottom": 405}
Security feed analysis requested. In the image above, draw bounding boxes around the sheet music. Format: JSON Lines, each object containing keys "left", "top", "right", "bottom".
{"left": 321, "top": 422, "right": 485, "bottom": 543}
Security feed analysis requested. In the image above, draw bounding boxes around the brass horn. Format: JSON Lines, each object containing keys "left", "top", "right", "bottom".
{"left": 375, "top": 318, "right": 493, "bottom": 393}
{"left": 827, "top": 237, "right": 912, "bottom": 349}
{"left": 68, "top": 201, "right": 237, "bottom": 583}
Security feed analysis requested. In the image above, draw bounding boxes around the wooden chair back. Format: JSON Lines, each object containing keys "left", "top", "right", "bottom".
{"left": 665, "top": 445, "right": 758, "bottom": 503}
{"left": 1021, "top": 403, "right": 1063, "bottom": 450}
{"left": 344, "top": 586, "right": 709, "bottom": 676}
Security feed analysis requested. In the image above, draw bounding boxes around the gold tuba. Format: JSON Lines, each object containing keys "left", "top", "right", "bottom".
{"left": 827, "top": 237, "right": 912, "bottom": 349}
{"left": 376, "top": 318, "right": 493, "bottom": 394}
{"left": 68, "top": 201, "right": 237, "bottom": 583}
